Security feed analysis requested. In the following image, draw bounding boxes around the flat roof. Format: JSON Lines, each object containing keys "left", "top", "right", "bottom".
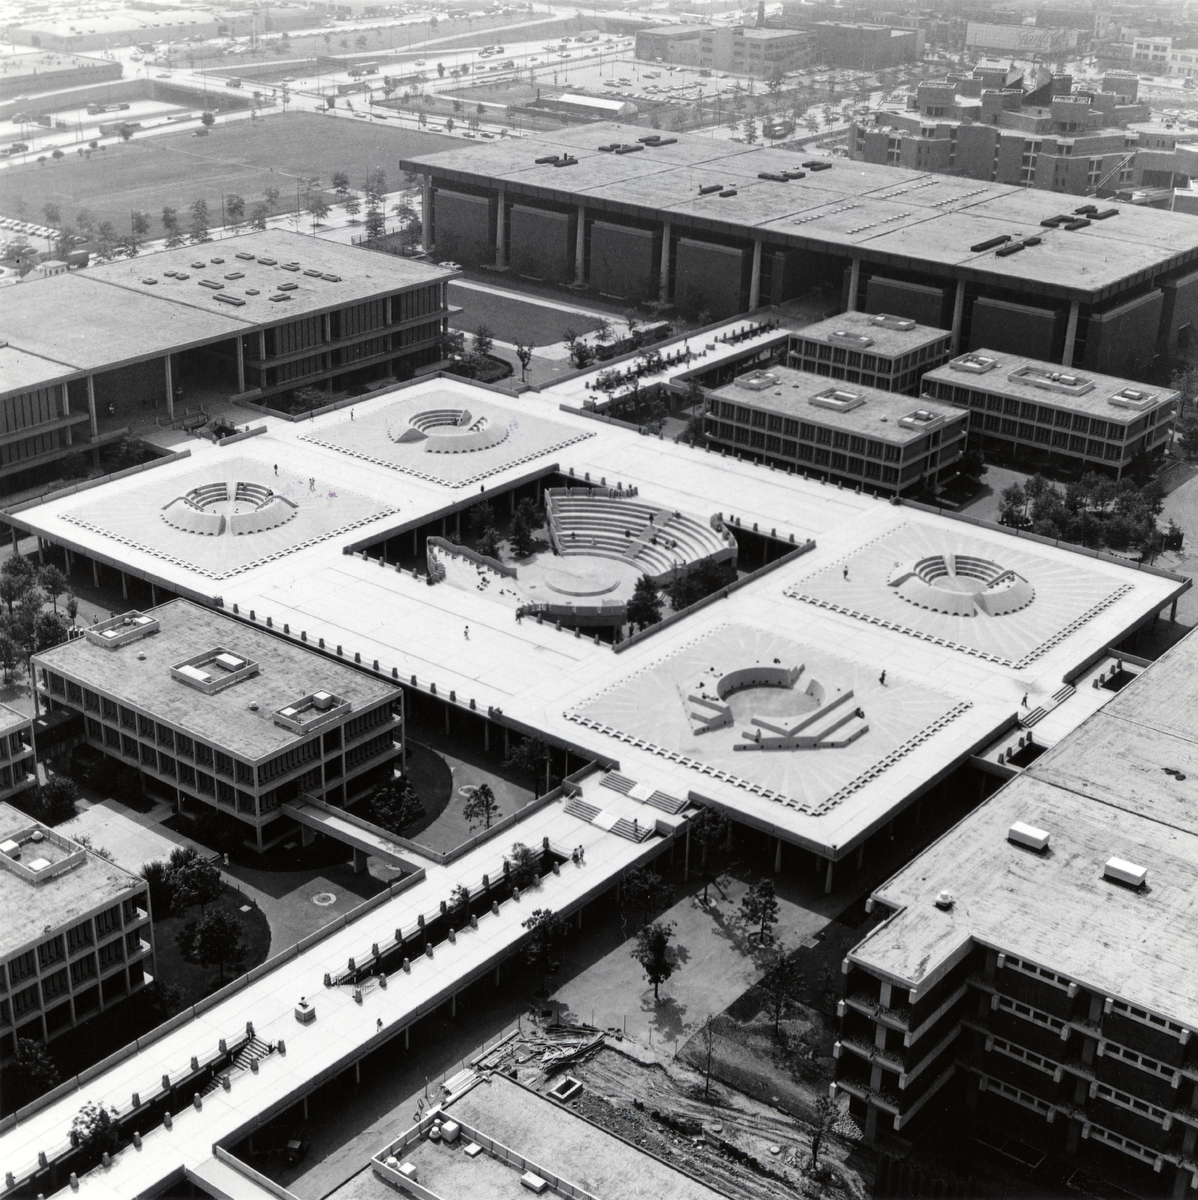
{"left": 851, "top": 631, "right": 1198, "bottom": 1030}
{"left": 401, "top": 125, "right": 1198, "bottom": 301}
{"left": 924, "top": 348, "right": 1180, "bottom": 420}
{"left": 1, "top": 49, "right": 116, "bottom": 75}
{"left": 0, "top": 801, "right": 143, "bottom": 958}
{"left": 0, "top": 231, "right": 452, "bottom": 395}
{"left": 708, "top": 364, "right": 963, "bottom": 443}
{"left": 33, "top": 599, "right": 399, "bottom": 762}
{"left": 793, "top": 310, "right": 952, "bottom": 357}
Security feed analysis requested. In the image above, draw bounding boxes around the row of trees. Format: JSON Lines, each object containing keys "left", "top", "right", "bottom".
{"left": 625, "top": 561, "right": 734, "bottom": 632}
{"left": 0, "top": 554, "right": 74, "bottom": 684}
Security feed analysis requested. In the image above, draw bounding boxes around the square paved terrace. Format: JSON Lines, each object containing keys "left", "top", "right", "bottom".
{"left": 567, "top": 623, "right": 969, "bottom": 817}
{"left": 60, "top": 454, "right": 396, "bottom": 581}
{"left": 786, "top": 521, "right": 1131, "bottom": 669}
{"left": 299, "top": 390, "right": 594, "bottom": 488}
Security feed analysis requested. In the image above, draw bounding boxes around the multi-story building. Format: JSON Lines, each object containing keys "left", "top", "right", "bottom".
{"left": 0, "top": 801, "right": 154, "bottom": 1063}
{"left": 778, "top": 14, "right": 923, "bottom": 68}
{"left": 965, "top": 21, "right": 1078, "bottom": 56}
{"left": 836, "top": 632, "right": 1198, "bottom": 1200}
{"left": 923, "top": 350, "right": 1178, "bottom": 477}
{"left": 849, "top": 67, "right": 1160, "bottom": 197}
{"left": 635, "top": 24, "right": 707, "bottom": 66}
{"left": 703, "top": 364, "right": 967, "bottom": 493}
{"left": 786, "top": 312, "right": 954, "bottom": 392}
{"left": 0, "top": 704, "right": 36, "bottom": 804}
{"left": 0, "top": 230, "right": 453, "bottom": 496}
{"left": 694, "top": 25, "right": 811, "bottom": 75}
{"left": 31, "top": 601, "right": 404, "bottom": 853}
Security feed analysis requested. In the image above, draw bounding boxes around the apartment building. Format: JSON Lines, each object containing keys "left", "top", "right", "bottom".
{"left": 31, "top": 602, "right": 403, "bottom": 852}
{"left": 703, "top": 364, "right": 967, "bottom": 493}
{"left": 922, "top": 350, "right": 1178, "bottom": 478}
{"left": 786, "top": 312, "right": 954, "bottom": 393}
{"left": 837, "top": 633, "right": 1198, "bottom": 1200}
{"left": 0, "top": 802, "right": 154, "bottom": 1063}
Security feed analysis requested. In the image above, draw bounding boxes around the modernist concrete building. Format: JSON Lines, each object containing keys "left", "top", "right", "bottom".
{"left": 776, "top": 12, "right": 923, "bottom": 68}
{"left": 923, "top": 350, "right": 1178, "bottom": 476}
{"left": 0, "top": 704, "right": 36, "bottom": 804}
{"left": 837, "top": 632, "right": 1198, "bottom": 1199}
{"left": 31, "top": 602, "right": 403, "bottom": 852}
{"left": 0, "top": 230, "right": 453, "bottom": 495}
{"left": 786, "top": 311, "right": 954, "bottom": 392}
{"left": 0, "top": 801, "right": 154, "bottom": 1063}
{"left": 401, "top": 125, "right": 1198, "bottom": 372}
{"left": 703, "top": 364, "right": 967, "bottom": 492}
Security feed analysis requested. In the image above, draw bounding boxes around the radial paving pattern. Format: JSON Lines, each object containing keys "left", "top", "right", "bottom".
{"left": 787, "top": 522, "right": 1131, "bottom": 669}
{"left": 567, "top": 624, "right": 969, "bottom": 815}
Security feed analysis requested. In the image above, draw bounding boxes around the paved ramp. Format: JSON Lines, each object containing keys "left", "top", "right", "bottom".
{"left": 282, "top": 795, "right": 419, "bottom": 868}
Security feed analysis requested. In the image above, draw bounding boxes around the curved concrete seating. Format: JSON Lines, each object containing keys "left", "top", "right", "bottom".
{"left": 392, "top": 408, "right": 510, "bottom": 454}
{"left": 888, "top": 554, "right": 1034, "bottom": 618}
{"left": 229, "top": 495, "right": 298, "bottom": 535}
{"left": 235, "top": 481, "right": 274, "bottom": 507}
{"left": 161, "top": 497, "right": 225, "bottom": 536}
{"left": 185, "top": 482, "right": 229, "bottom": 508}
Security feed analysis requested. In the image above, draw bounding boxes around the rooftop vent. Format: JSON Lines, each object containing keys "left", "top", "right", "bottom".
{"left": 1108, "top": 386, "right": 1158, "bottom": 411}
{"left": 171, "top": 647, "right": 259, "bottom": 695}
{"left": 698, "top": 183, "right": 723, "bottom": 195}
{"left": 273, "top": 690, "right": 351, "bottom": 733}
{"left": 734, "top": 370, "right": 780, "bottom": 392}
{"left": 277, "top": 281, "right": 298, "bottom": 291}
{"left": 198, "top": 279, "right": 224, "bottom": 290}
{"left": 190, "top": 260, "right": 206, "bottom": 269}
{"left": 949, "top": 353, "right": 998, "bottom": 374}
{"left": 224, "top": 271, "right": 245, "bottom": 281}
{"left": 279, "top": 263, "right": 300, "bottom": 273}
{"left": 1104, "top": 857, "right": 1147, "bottom": 889}
{"left": 1092, "top": 208, "right": 1119, "bottom": 220}
{"left": 235, "top": 251, "right": 255, "bottom": 261}
{"left": 828, "top": 330, "right": 874, "bottom": 349}
{"left": 1008, "top": 365, "right": 1094, "bottom": 396}
{"left": 899, "top": 408, "right": 945, "bottom": 430}
{"left": 810, "top": 387, "right": 866, "bottom": 413}
{"left": 870, "top": 314, "right": 916, "bottom": 331}
{"left": 719, "top": 189, "right": 737, "bottom": 198}
{"left": 322, "top": 274, "right": 341, "bottom": 283}
{"left": 1064, "top": 218, "right": 1090, "bottom": 230}
{"left": 934, "top": 890, "right": 954, "bottom": 910}
{"left": 270, "top": 294, "right": 293, "bottom": 303}
{"left": 86, "top": 611, "right": 159, "bottom": 650}
{"left": 1008, "top": 821, "right": 1050, "bottom": 852}
{"left": 970, "top": 234, "right": 1011, "bottom": 253}
{"left": 210, "top": 257, "right": 225, "bottom": 264}
{"left": 215, "top": 294, "right": 246, "bottom": 307}
{"left": 257, "top": 257, "right": 277, "bottom": 266}
{"left": 303, "top": 269, "right": 323, "bottom": 278}
{"left": 142, "top": 277, "right": 158, "bottom": 285}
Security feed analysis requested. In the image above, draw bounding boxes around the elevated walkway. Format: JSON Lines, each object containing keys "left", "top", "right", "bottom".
{"left": 281, "top": 794, "right": 420, "bottom": 869}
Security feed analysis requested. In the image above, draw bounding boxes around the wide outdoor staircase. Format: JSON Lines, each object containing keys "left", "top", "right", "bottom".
{"left": 563, "top": 795, "right": 654, "bottom": 842}
{"left": 545, "top": 489, "right": 735, "bottom": 583}
{"left": 201, "top": 1035, "right": 274, "bottom": 1096}
{"left": 1020, "top": 683, "right": 1075, "bottom": 729}
{"left": 600, "top": 771, "right": 687, "bottom": 815}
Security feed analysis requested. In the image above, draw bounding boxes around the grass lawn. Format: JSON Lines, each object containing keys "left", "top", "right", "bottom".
{"left": 449, "top": 282, "right": 603, "bottom": 346}
{"left": 154, "top": 885, "right": 272, "bottom": 1005}
{"left": 0, "top": 113, "right": 458, "bottom": 240}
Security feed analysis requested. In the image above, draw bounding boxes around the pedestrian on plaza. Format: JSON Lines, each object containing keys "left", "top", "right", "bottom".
{"left": 879, "top": 670, "right": 886, "bottom": 686}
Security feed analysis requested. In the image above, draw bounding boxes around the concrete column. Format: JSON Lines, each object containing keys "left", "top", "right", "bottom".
{"left": 151, "top": 584, "right": 158, "bottom": 606}
{"left": 684, "top": 821, "right": 691, "bottom": 879}
{"left": 856, "top": 844, "right": 864, "bottom": 869}
{"left": 235, "top": 338, "right": 245, "bottom": 394}
{"left": 846, "top": 257, "right": 861, "bottom": 312}
{"left": 574, "top": 202, "right": 585, "bottom": 285}
{"left": 483, "top": 721, "right": 490, "bottom": 753}
{"left": 92, "top": 559, "right": 100, "bottom": 588}
{"left": 86, "top": 374, "right": 97, "bottom": 439}
{"left": 405, "top": 1026, "right": 410, "bottom": 1049}
{"left": 413, "top": 528, "right": 419, "bottom": 556}
{"left": 1062, "top": 300, "right": 1080, "bottom": 367}
{"left": 824, "top": 857, "right": 834, "bottom": 894}
{"left": 659, "top": 221, "right": 671, "bottom": 303}
{"left": 748, "top": 239, "right": 763, "bottom": 311}
{"left": 950, "top": 279, "right": 966, "bottom": 354}
{"left": 444, "top": 706, "right": 450, "bottom": 735}
{"left": 164, "top": 354, "right": 174, "bottom": 418}
{"left": 120, "top": 571, "right": 129, "bottom": 600}
{"left": 258, "top": 329, "right": 267, "bottom": 363}
{"left": 495, "top": 185, "right": 506, "bottom": 268}
{"left": 773, "top": 836, "right": 782, "bottom": 874}
{"left": 302, "top": 1097, "right": 308, "bottom": 1120}
{"left": 354, "top": 1061, "right": 360, "bottom": 1084}
{"left": 451, "top": 993, "right": 456, "bottom": 1017}
{"left": 421, "top": 174, "right": 432, "bottom": 251}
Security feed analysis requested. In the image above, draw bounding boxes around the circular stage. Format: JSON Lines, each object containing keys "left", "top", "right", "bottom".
{"left": 161, "top": 481, "right": 297, "bottom": 537}
{"left": 391, "top": 408, "right": 510, "bottom": 454}
{"left": 887, "top": 554, "right": 1034, "bottom": 618}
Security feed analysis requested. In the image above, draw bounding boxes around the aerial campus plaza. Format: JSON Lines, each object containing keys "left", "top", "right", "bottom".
{"left": 0, "top": 235, "right": 1194, "bottom": 1197}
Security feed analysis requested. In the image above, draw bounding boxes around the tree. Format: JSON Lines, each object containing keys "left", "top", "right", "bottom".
{"left": 250, "top": 202, "right": 269, "bottom": 231}
{"left": 37, "top": 564, "right": 67, "bottom": 612}
{"left": 690, "top": 807, "right": 729, "bottom": 902}
{"left": 445, "top": 116, "right": 456, "bottom": 133}
{"left": 958, "top": 446, "right": 986, "bottom": 482}
{"left": 0, "top": 632, "right": 17, "bottom": 683}
{"left": 364, "top": 199, "right": 386, "bottom": 240}
{"left": 69, "top": 1101, "right": 120, "bottom": 1157}
{"left": 356, "top": 34, "right": 368, "bottom": 50}
{"left": 225, "top": 193, "right": 245, "bottom": 229}
{"left": 468, "top": 499, "right": 496, "bottom": 538}
{"left": 161, "top": 205, "right": 184, "bottom": 248}
{"left": 742, "top": 116, "right": 758, "bottom": 144}
{"left": 476, "top": 526, "right": 501, "bottom": 558}
{"left": 760, "top": 951, "right": 805, "bottom": 1039}
{"left": 621, "top": 865, "right": 673, "bottom": 929}
{"left": 667, "top": 558, "right": 729, "bottom": 610}
{"left": 447, "top": 882, "right": 471, "bottom": 929}
{"left": 31, "top": 774, "right": 79, "bottom": 825}
{"left": 185, "top": 910, "right": 246, "bottom": 983}
{"left": 171, "top": 854, "right": 223, "bottom": 918}
{"left": 43, "top": 202, "right": 61, "bottom": 227}
{"left": 437, "top": 62, "right": 446, "bottom": 77}
{"left": 463, "top": 781, "right": 499, "bottom": 830}
{"left": 507, "top": 841, "right": 541, "bottom": 889}
{"left": 51, "top": 148, "right": 64, "bottom": 163}
{"left": 9, "top": 1038, "right": 60, "bottom": 1108}
{"left": 130, "top": 209, "right": 151, "bottom": 249}
{"left": 200, "top": 111, "right": 215, "bottom": 129}
{"left": 0, "top": 571, "right": 32, "bottom": 615}
{"left": 563, "top": 328, "right": 595, "bottom": 370}
{"left": 998, "top": 482, "right": 1029, "bottom": 528}
{"left": 522, "top": 907, "right": 566, "bottom": 993}
{"left": 438, "top": 328, "right": 466, "bottom": 363}
{"left": 625, "top": 575, "right": 662, "bottom": 632}
{"left": 344, "top": 192, "right": 361, "bottom": 221}
{"left": 631, "top": 920, "right": 677, "bottom": 1001}
{"left": 307, "top": 190, "right": 330, "bottom": 233}
{"left": 472, "top": 323, "right": 494, "bottom": 360}
{"left": 264, "top": 186, "right": 281, "bottom": 213}
{"left": 1176, "top": 413, "right": 1198, "bottom": 458}
{"left": 741, "top": 876, "right": 780, "bottom": 943}
{"left": 34, "top": 610, "right": 70, "bottom": 654}
{"left": 188, "top": 198, "right": 210, "bottom": 243}
{"left": 370, "top": 779, "right": 424, "bottom": 833}
{"left": 510, "top": 505, "right": 537, "bottom": 558}
{"left": 141, "top": 859, "right": 174, "bottom": 917}
{"left": 515, "top": 343, "right": 533, "bottom": 382}
{"left": 808, "top": 1095, "right": 839, "bottom": 1172}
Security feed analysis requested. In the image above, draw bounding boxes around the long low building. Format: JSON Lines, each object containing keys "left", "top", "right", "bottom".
{"left": 400, "top": 124, "right": 1198, "bottom": 371}
{"left": 0, "top": 231, "right": 453, "bottom": 496}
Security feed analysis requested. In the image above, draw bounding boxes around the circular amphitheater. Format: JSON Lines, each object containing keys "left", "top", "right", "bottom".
{"left": 390, "top": 408, "right": 510, "bottom": 454}
{"left": 887, "top": 553, "right": 1034, "bottom": 618}
{"left": 160, "top": 481, "right": 298, "bottom": 537}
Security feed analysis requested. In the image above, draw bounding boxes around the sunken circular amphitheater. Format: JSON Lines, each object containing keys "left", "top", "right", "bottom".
{"left": 160, "top": 481, "right": 298, "bottom": 537}
{"left": 390, "top": 408, "right": 510, "bottom": 454}
{"left": 887, "top": 553, "right": 1034, "bottom": 617}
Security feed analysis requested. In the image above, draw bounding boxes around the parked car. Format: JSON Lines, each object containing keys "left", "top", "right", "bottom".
{"left": 285, "top": 1127, "right": 311, "bottom": 1165}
